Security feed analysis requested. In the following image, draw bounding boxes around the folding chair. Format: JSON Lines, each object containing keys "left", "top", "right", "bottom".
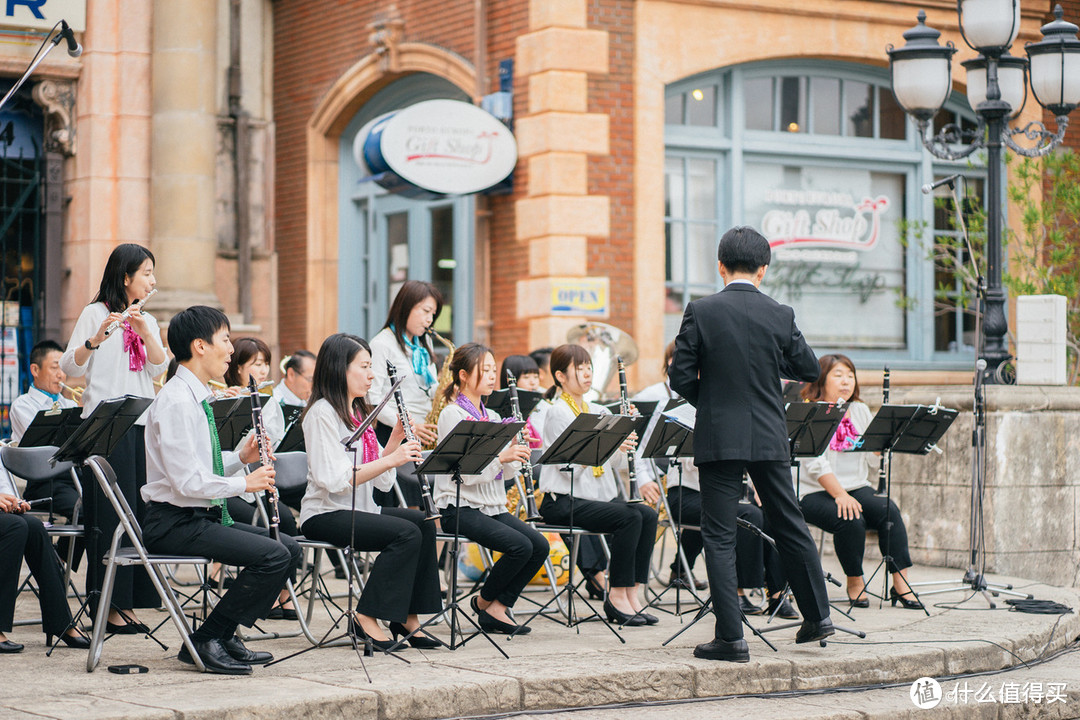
{"left": 83, "top": 456, "right": 212, "bottom": 672}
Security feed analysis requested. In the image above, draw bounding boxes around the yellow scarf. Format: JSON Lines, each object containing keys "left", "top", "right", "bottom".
{"left": 561, "top": 392, "right": 604, "bottom": 477}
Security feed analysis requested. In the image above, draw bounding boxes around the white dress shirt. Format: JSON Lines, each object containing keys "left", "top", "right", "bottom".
{"left": 631, "top": 380, "right": 676, "bottom": 488}
{"left": 272, "top": 381, "right": 305, "bottom": 409}
{"left": 430, "top": 403, "right": 519, "bottom": 515}
{"left": 9, "top": 386, "right": 77, "bottom": 443}
{"left": 796, "top": 401, "right": 878, "bottom": 499}
{"left": 368, "top": 328, "right": 438, "bottom": 428}
{"left": 537, "top": 396, "right": 626, "bottom": 501}
{"left": 142, "top": 365, "right": 247, "bottom": 507}
{"left": 299, "top": 398, "right": 396, "bottom": 527}
{"left": 60, "top": 302, "right": 169, "bottom": 424}
{"left": 529, "top": 398, "right": 551, "bottom": 443}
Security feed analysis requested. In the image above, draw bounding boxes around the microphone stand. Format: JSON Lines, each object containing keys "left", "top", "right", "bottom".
{"left": 0, "top": 20, "right": 75, "bottom": 115}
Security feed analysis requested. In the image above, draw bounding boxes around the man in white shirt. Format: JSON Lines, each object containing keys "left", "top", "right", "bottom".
{"left": 141, "top": 306, "right": 301, "bottom": 675}
{"left": 272, "top": 350, "right": 315, "bottom": 408}
{"left": 9, "top": 341, "right": 81, "bottom": 520}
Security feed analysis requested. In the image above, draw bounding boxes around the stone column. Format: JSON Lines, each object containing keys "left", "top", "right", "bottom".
{"left": 150, "top": 0, "right": 220, "bottom": 318}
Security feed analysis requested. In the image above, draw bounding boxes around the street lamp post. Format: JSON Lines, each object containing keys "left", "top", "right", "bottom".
{"left": 887, "top": 3, "right": 1080, "bottom": 383}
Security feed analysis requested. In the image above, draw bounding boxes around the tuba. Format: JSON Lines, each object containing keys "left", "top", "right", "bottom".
{"left": 423, "top": 329, "right": 455, "bottom": 449}
{"left": 566, "top": 322, "right": 638, "bottom": 402}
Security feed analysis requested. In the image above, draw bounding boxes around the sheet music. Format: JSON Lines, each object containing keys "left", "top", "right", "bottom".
{"left": 662, "top": 402, "right": 696, "bottom": 431}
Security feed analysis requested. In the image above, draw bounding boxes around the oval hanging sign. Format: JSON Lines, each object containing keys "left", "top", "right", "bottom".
{"left": 354, "top": 99, "right": 518, "bottom": 196}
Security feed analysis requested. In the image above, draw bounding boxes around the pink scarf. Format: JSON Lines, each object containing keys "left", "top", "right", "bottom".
{"left": 122, "top": 321, "right": 147, "bottom": 372}
{"left": 351, "top": 412, "right": 380, "bottom": 464}
{"left": 829, "top": 415, "right": 860, "bottom": 452}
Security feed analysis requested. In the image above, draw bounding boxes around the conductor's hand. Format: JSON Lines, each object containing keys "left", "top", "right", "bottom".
{"left": 414, "top": 422, "right": 438, "bottom": 446}
{"left": 388, "top": 439, "right": 423, "bottom": 468}
{"left": 619, "top": 431, "right": 638, "bottom": 455}
{"left": 640, "top": 481, "right": 661, "bottom": 504}
{"left": 244, "top": 465, "right": 275, "bottom": 493}
{"left": 499, "top": 442, "right": 531, "bottom": 465}
{"left": 834, "top": 492, "right": 862, "bottom": 521}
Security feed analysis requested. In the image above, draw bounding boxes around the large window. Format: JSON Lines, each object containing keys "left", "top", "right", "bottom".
{"left": 665, "top": 61, "right": 984, "bottom": 368}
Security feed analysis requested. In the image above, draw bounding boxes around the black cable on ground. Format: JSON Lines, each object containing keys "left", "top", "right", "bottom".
{"left": 1005, "top": 599, "right": 1073, "bottom": 615}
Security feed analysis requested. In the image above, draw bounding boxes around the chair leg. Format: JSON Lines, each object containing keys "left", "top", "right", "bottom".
{"left": 145, "top": 564, "right": 206, "bottom": 673}
{"left": 87, "top": 559, "right": 118, "bottom": 673}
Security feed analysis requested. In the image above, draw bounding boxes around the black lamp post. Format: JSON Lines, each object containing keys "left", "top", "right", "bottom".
{"left": 887, "top": 3, "right": 1080, "bottom": 383}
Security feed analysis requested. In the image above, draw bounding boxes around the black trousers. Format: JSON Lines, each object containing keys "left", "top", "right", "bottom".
{"left": 23, "top": 473, "right": 80, "bottom": 521}
{"left": 225, "top": 496, "right": 300, "bottom": 537}
{"left": 698, "top": 460, "right": 829, "bottom": 642}
{"left": 0, "top": 513, "right": 73, "bottom": 636}
{"left": 372, "top": 422, "right": 423, "bottom": 508}
{"left": 800, "top": 486, "right": 912, "bottom": 577}
{"left": 301, "top": 507, "right": 442, "bottom": 623}
{"left": 82, "top": 427, "right": 159, "bottom": 615}
{"left": 142, "top": 503, "right": 301, "bottom": 628}
{"left": 540, "top": 493, "right": 657, "bottom": 588}
{"left": 440, "top": 506, "right": 548, "bottom": 607}
{"left": 666, "top": 486, "right": 785, "bottom": 592}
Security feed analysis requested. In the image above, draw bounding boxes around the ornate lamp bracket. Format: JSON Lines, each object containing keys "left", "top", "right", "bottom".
{"left": 32, "top": 79, "right": 76, "bottom": 156}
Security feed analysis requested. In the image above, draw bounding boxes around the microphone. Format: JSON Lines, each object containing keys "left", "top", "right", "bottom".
{"left": 59, "top": 20, "right": 82, "bottom": 57}
{"left": 921, "top": 173, "right": 962, "bottom": 194}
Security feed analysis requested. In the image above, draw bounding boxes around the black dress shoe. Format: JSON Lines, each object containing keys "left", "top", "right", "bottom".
{"left": 693, "top": 637, "right": 749, "bottom": 663}
{"left": 267, "top": 606, "right": 299, "bottom": 621}
{"left": 603, "top": 599, "right": 646, "bottom": 626}
{"left": 581, "top": 570, "right": 606, "bottom": 600}
{"left": 0, "top": 640, "right": 23, "bottom": 653}
{"left": 634, "top": 610, "right": 659, "bottom": 625}
{"left": 890, "top": 588, "right": 924, "bottom": 610}
{"left": 222, "top": 635, "right": 273, "bottom": 664}
{"left": 347, "top": 616, "right": 395, "bottom": 654}
{"left": 739, "top": 595, "right": 763, "bottom": 616}
{"left": 105, "top": 620, "right": 150, "bottom": 635}
{"left": 178, "top": 637, "right": 253, "bottom": 675}
{"left": 48, "top": 629, "right": 90, "bottom": 649}
{"left": 766, "top": 595, "right": 800, "bottom": 620}
{"left": 847, "top": 592, "right": 870, "bottom": 609}
{"left": 388, "top": 621, "right": 442, "bottom": 649}
{"left": 795, "top": 618, "right": 835, "bottom": 644}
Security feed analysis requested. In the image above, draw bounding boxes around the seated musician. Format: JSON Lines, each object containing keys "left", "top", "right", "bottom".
{"left": 274, "top": 350, "right": 316, "bottom": 407}
{"left": 9, "top": 340, "right": 81, "bottom": 520}
{"left": 797, "top": 354, "right": 921, "bottom": 610}
{"left": 299, "top": 333, "right": 442, "bottom": 650}
{"left": 432, "top": 344, "right": 548, "bottom": 635}
{"left": 141, "top": 306, "right": 302, "bottom": 674}
{"left": 537, "top": 344, "right": 658, "bottom": 627}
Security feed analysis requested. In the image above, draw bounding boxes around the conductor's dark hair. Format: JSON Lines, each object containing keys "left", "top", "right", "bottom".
{"left": 544, "top": 344, "right": 593, "bottom": 400}
{"left": 29, "top": 340, "right": 64, "bottom": 368}
{"left": 443, "top": 343, "right": 494, "bottom": 405}
{"left": 282, "top": 350, "right": 315, "bottom": 374}
{"left": 529, "top": 347, "right": 553, "bottom": 372}
{"left": 717, "top": 226, "right": 771, "bottom": 274}
{"left": 168, "top": 306, "right": 230, "bottom": 362}
{"left": 306, "top": 333, "right": 371, "bottom": 430}
{"left": 500, "top": 354, "right": 540, "bottom": 389}
{"left": 225, "top": 337, "right": 272, "bottom": 387}
{"left": 801, "top": 354, "right": 861, "bottom": 403}
{"left": 382, "top": 280, "right": 443, "bottom": 355}
{"left": 92, "top": 243, "right": 155, "bottom": 313}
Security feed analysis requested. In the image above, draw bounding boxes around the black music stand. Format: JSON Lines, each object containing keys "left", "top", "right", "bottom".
{"left": 486, "top": 388, "right": 544, "bottom": 419}
{"left": 853, "top": 403, "right": 958, "bottom": 614}
{"left": 412, "top": 419, "right": 524, "bottom": 655}
{"left": 518, "top": 412, "right": 635, "bottom": 641}
{"left": 279, "top": 403, "right": 304, "bottom": 429}
{"left": 274, "top": 417, "right": 306, "bottom": 453}
{"left": 48, "top": 395, "right": 152, "bottom": 654}
{"left": 19, "top": 407, "right": 83, "bottom": 448}
{"left": 210, "top": 395, "right": 264, "bottom": 451}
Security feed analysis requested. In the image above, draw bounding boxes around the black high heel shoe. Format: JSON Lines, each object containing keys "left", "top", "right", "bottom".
{"left": 890, "top": 588, "right": 924, "bottom": 610}
{"left": 603, "top": 599, "right": 646, "bottom": 626}
{"left": 389, "top": 622, "right": 441, "bottom": 649}
{"left": 48, "top": 629, "right": 90, "bottom": 649}
{"left": 347, "top": 616, "right": 395, "bottom": 655}
{"left": 847, "top": 592, "right": 870, "bottom": 609}
{"left": 581, "top": 570, "right": 606, "bottom": 600}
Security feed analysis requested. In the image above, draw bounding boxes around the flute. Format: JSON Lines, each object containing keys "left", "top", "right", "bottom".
{"left": 247, "top": 376, "right": 279, "bottom": 538}
{"left": 102, "top": 288, "right": 158, "bottom": 338}
{"left": 505, "top": 370, "right": 543, "bottom": 522}
{"left": 617, "top": 356, "right": 644, "bottom": 503}
{"left": 386, "top": 360, "right": 439, "bottom": 521}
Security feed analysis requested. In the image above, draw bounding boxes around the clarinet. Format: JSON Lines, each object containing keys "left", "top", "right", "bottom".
{"left": 875, "top": 366, "right": 890, "bottom": 496}
{"left": 247, "top": 376, "right": 279, "bottom": 539}
{"left": 103, "top": 288, "right": 158, "bottom": 338}
{"left": 386, "top": 361, "right": 440, "bottom": 521}
{"left": 617, "top": 356, "right": 644, "bottom": 503}
{"left": 505, "top": 370, "right": 543, "bottom": 522}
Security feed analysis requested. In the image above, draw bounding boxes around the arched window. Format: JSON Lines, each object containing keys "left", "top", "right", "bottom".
{"left": 664, "top": 60, "right": 985, "bottom": 367}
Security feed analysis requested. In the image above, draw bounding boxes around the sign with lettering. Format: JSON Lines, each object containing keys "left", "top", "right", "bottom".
{"left": 0, "top": 0, "right": 85, "bottom": 32}
{"left": 355, "top": 99, "right": 517, "bottom": 196}
{"left": 550, "top": 278, "right": 609, "bottom": 317}
{"left": 761, "top": 189, "right": 890, "bottom": 252}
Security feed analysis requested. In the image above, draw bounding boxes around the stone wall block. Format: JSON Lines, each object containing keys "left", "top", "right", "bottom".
{"left": 529, "top": 0, "right": 587, "bottom": 31}
{"left": 516, "top": 195, "right": 610, "bottom": 240}
{"left": 515, "top": 28, "right": 608, "bottom": 76}
{"left": 528, "top": 71, "right": 588, "bottom": 114}
{"left": 528, "top": 235, "right": 588, "bottom": 276}
{"left": 528, "top": 152, "right": 588, "bottom": 196}
{"left": 515, "top": 112, "right": 609, "bottom": 157}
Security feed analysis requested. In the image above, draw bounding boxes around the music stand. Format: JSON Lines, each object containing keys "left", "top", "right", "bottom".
{"left": 210, "top": 395, "right": 264, "bottom": 452}
{"left": 412, "top": 419, "right": 524, "bottom": 656}
{"left": 274, "top": 417, "right": 306, "bottom": 453}
{"left": 518, "top": 412, "right": 636, "bottom": 640}
{"left": 279, "top": 403, "right": 303, "bottom": 429}
{"left": 19, "top": 407, "right": 83, "bottom": 448}
{"left": 854, "top": 403, "right": 959, "bottom": 613}
{"left": 486, "top": 388, "right": 544, "bottom": 420}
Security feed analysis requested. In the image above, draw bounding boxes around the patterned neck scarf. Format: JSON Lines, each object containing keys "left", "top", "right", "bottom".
{"left": 561, "top": 392, "right": 604, "bottom": 477}
{"left": 830, "top": 415, "right": 860, "bottom": 452}
{"left": 122, "top": 321, "right": 147, "bottom": 372}
{"left": 352, "top": 413, "right": 380, "bottom": 464}
{"left": 391, "top": 325, "right": 437, "bottom": 388}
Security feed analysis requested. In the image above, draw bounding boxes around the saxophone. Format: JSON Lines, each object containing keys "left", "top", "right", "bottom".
{"left": 423, "top": 329, "right": 456, "bottom": 449}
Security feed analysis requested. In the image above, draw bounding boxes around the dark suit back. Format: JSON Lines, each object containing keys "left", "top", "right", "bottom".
{"left": 669, "top": 283, "right": 819, "bottom": 463}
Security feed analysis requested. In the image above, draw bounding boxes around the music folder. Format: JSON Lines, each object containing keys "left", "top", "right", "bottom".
{"left": 211, "top": 395, "right": 267, "bottom": 452}
{"left": 416, "top": 419, "right": 525, "bottom": 477}
{"left": 485, "top": 388, "right": 544, "bottom": 419}
{"left": 19, "top": 407, "right": 83, "bottom": 448}
{"left": 854, "top": 404, "right": 958, "bottom": 455}
{"left": 536, "top": 413, "right": 636, "bottom": 469}
{"left": 51, "top": 395, "right": 152, "bottom": 465}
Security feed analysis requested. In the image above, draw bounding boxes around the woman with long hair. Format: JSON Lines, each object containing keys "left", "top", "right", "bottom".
{"left": 798, "top": 354, "right": 922, "bottom": 610}
{"left": 299, "top": 333, "right": 443, "bottom": 649}
{"left": 60, "top": 243, "right": 169, "bottom": 633}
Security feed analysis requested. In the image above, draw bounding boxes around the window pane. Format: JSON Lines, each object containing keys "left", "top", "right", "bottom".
{"left": 687, "top": 224, "right": 717, "bottom": 285}
{"left": 932, "top": 177, "right": 984, "bottom": 352}
{"left": 387, "top": 211, "right": 409, "bottom": 303}
{"left": 779, "top": 77, "right": 807, "bottom": 133}
{"left": 810, "top": 77, "right": 841, "bottom": 135}
{"left": 744, "top": 77, "right": 774, "bottom": 130}
{"left": 430, "top": 206, "right": 454, "bottom": 338}
{"left": 686, "top": 85, "right": 717, "bottom": 127}
{"left": 687, "top": 158, "right": 716, "bottom": 219}
{"left": 845, "top": 80, "right": 873, "bottom": 137}
{"left": 664, "top": 156, "right": 685, "bottom": 219}
{"left": 666, "top": 222, "right": 685, "bottom": 284}
{"left": 665, "top": 93, "right": 684, "bottom": 125}
{"left": 878, "top": 86, "right": 906, "bottom": 140}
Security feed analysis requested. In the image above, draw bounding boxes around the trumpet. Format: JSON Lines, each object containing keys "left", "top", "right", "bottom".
{"left": 247, "top": 376, "right": 280, "bottom": 539}
{"left": 387, "top": 360, "right": 439, "bottom": 521}
{"left": 505, "top": 370, "right": 543, "bottom": 522}
{"left": 103, "top": 288, "right": 158, "bottom": 338}
{"left": 59, "top": 382, "right": 84, "bottom": 402}
{"left": 617, "top": 356, "right": 644, "bottom": 503}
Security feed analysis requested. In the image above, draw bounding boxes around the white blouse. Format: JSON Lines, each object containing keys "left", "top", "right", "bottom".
{"left": 430, "top": 403, "right": 520, "bottom": 515}
{"left": 299, "top": 399, "right": 396, "bottom": 527}
{"left": 796, "top": 401, "right": 879, "bottom": 499}
{"left": 9, "top": 386, "right": 77, "bottom": 443}
{"left": 368, "top": 328, "right": 438, "bottom": 429}
{"left": 60, "top": 302, "right": 169, "bottom": 424}
{"left": 537, "top": 396, "right": 626, "bottom": 502}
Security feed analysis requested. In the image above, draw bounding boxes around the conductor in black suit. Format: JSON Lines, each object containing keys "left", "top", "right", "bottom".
{"left": 669, "top": 226, "right": 832, "bottom": 662}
